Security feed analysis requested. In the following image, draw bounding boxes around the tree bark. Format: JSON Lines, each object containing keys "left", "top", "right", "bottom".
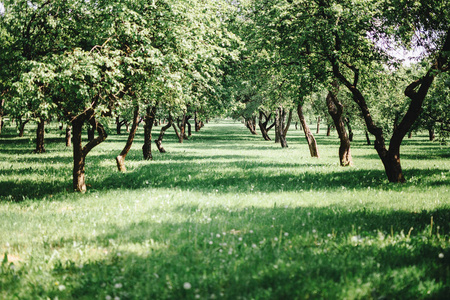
{"left": 195, "top": 111, "right": 200, "bottom": 132}
{"left": 0, "top": 99, "right": 4, "bottom": 136}
{"left": 65, "top": 125, "right": 72, "bottom": 147}
{"left": 18, "top": 118, "right": 30, "bottom": 137}
{"left": 277, "top": 107, "right": 288, "bottom": 148}
{"left": 72, "top": 111, "right": 107, "bottom": 192}
{"left": 116, "top": 117, "right": 128, "bottom": 135}
{"left": 87, "top": 125, "right": 95, "bottom": 142}
{"left": 172, "top": 120, "right": 183, "bottom": 143}
{"left": 245, "top": 116, "right": 258, "bottom": 135}
{"left": 258, "top": 111, "right": 273, "bottom": 141}
{"left": 326, "top": 86, "right": 352, "bottom": 166}
{"left": 155, "top": 115, "right": 173, "bottom": 153}
{"left": 116, "top": 106, "right": 140, "bottom": 172}
{"left": 365, "top": 130, "right": 371, "bottom": 145}
{"left": 327, "top": 124, "right": 332, "bottom": 136}
{"left": 297, "top": 103, "right": 319, "bottom": 158}
{"left": 345, "top": 117, "right": 353, "bottom": 142}
{"left": 143, "top": 105, "right": 157, "bottom": 160}
{"left": 428, "top": 128, "right": 435, "bottom": 141}
{"left": 34, "top": 119, "right": 46, "bottom": 153}
{"left": 186, "top": 115, "right": 192, "bottom": 137}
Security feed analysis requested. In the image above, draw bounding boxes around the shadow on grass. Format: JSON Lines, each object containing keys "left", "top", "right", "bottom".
{"left": 2, "top": 205, "right": 449, "bottom": 299}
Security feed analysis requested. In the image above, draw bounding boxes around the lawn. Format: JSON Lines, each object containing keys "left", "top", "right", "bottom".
{"left": 1, "top": 120, "right": 449, "bottom": 299}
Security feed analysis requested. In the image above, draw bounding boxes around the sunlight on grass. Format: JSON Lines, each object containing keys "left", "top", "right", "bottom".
{"left": 1, "top": 121, "right": 449, "bottom": 299}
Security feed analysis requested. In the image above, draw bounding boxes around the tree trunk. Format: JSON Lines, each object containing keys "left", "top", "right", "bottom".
{"left": 345, "top": 117, "right": 353, "bottom": 142}
{"left": 277, "top": 107, "right": 288, "bottom": 148}
{"left": 195, "top": 111, "right": 200, "bottom": 132}
{"left": 408, "top": 131, "right": 412, "bottom": 139}
{"left": 316, "top": 116, "right": 321, "bottom": 134}
{"left": 258, "top": 111, "right": 273, "bottom": 141}
{"left": 155, "top": 115, "right": 173, "bottom": 153}
{"left": 0, "top": 99, "right": 4, "bottom": 136}
{"left": 186, "top": 116, "right": 192, "bottom": 137}
{"left": 274, "top": 110, "right": 280, "bottom": 143}
{"left": 297, "top": 103, "right": 319, "bottom": 158}
{"left": 143, "top": 106, "right": 157, "bottom": 160}
{"left": 172, "top": 119, "right": 183, "bottom": 143}
{"left": 428, "top": 128, "right": 435, "bottom": 141}
{"left": 326, "top": 86, "right": 352, "bottom": 166}
{"left": 34, "top": 119, "right": 46, "bottom": 153}
{"left": 365, "top": 130, "right": 371, "bottom": 145}
{"left": 327, "top": 124, "right": 332, "bottom": 136}
{"left": 18, "top": 118, "right": 30, "bottom": 137}
{"left": 65, "top": 125, "right": 72, "bottom": 147}
{"left": 116, "top": 106, "right": 140, "bottom": 172}
{"left": 245, "top": 116, "right": 258, "bottom": 135}
{"left": 72, "top": 111, "right": 107, "bottom": 192}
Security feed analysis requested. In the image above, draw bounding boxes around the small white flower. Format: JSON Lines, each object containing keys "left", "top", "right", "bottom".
{"left": 216, "top": 234, "right": 221, "bottom": 238}
{"left": 249, "top": 230, "right": 254, "bottom": 234}
{"left": 195, "top": 295, "right": 201, "bottom": 299}
{"left": 114, "top": 283, "right": 123, "bottom": 289}
{"left": 284, "top": 232, "right": 289, "bottom": 237}
{"left": 312, "top": 229, "right": 317, "bottom": 234}
{"left": 5, "top": 242, "right": 9, "bottom": 247}
{"left": 183, "top": 282, "right": 192, "bottom": 290}
{"left": 274, "top": 237, "right": 278, "bottom": 241}
{"left": 439, "top": 253, "right": 444, "bottom": 259}
{"left": 238, "top": 237, "right": 242, "bottom": 241}
{"left": 105, "top": 296, "right": 112, "bottom": 300}
{"left": 273, "top": 265, "right": 278, "bottom": 269}
{"left": 252, "top": 244, "right": 257, "bottom": 248}
{"left": 117, "top": 252, "right": 122, "bottom": 257}
{"left": 209, "top": 241, "right": 213, "bottom": 245}
{"left": 114, "top": 297, "right": 120, "bottom": 300}
{"left": 58, "top": 284, "right": 66, "bottom": 291}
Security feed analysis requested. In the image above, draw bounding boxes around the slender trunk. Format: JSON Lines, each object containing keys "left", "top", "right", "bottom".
{"left": 365, "top": 130, "right": 371, "bottom": 145}
{"left": 34, "top": 119, "right": 46, "bottom": 153}
{"left": 297, "top": 103, "right": 319, "bottom": 158}
{"left": 186, "top": 116, "right": 192, "bottom": 137}
{"left": 345, "top": 117, "right": 353, "bottom": 142}
{"left": 316, "top": 116, "right": 321, "bottom": 134}
{"left": 155, "top": 115, "right": 173, "bottom": 153}
{"left": 0, "top": 99, "right": 4, "bottom": 135}
{"left": 326, "top": 86, "right": 352, "bottom": 166}
{"left": 195, "top": 111, "right": 200, "bottom": 132}
{"left": 116, "top": 116, "right": 121, "bottom": 135}
{"left": 408, "top": 131, "right": 412, "bottom": 139}
{"left": 173, "top": 121, "right": 183, "bottom": 143}
{"left": 72, "top": 111, "right": 107, "bottom": 192}
{"left": 258, "top": 111, "right": 272, "bottom": 141}
{"left": 274, "top": 110, "right": 280, "bottom": 143}
{"left": 143, "top": 106, "right": 157, "bottom": 160}
{"left": 245, "top": 117, "right": 258, "bottom": 135}
{"left": 327, "top": 124, "right": 332, "bottom": 136}
{"left": 65, "top": 125, "right": 72, "bottom": 147}
{"left": 116, "top": 106, "right": 140, "bottom": 172}
{"left": 277, "top": 107, "right": 288, "bottom": 148}
{"left": 18, "top": 118, "right": 30, "bottom": 137}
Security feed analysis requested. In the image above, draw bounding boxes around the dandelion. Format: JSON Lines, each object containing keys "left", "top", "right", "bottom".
{"left": 439, "top": 253, "right": 444, "bottom": 259}
{"left": 183, "top": 282, "right": 192, "bottom": 290}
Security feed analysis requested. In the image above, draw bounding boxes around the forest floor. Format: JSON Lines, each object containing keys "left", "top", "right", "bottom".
{"left": 1, "top": 120, "right": 449, "bottom": 299}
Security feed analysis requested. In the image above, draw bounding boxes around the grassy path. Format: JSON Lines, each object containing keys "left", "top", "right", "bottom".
{"left": 1, "top": 120, "right": 449, "bottom": 299}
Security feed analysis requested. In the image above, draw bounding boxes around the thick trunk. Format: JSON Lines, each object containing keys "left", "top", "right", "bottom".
{"left": 116, "top": 106, "right": 140, "bottom": 172}
{"left": 72, "top": 111, "right": 107, "bottom": 192}
{"left": 316, "top": 116, "right": 321, "bottom": 134}
{"left": 297, "top": 103, "right": 319, "bottom": 158}
{"left": 143, "top": 106, "right": 157, "bottom": 160}
{"left": 34, "top": 119, "right": 46, "bottom": 153}
{"left": 155, "top": 115, "right": 173, "bottom": 153}
{"left": 326, "top": 88, "right": 352, "bottom": 166}
{"left": 428, "top": 128, "right": 435, "bottom": 141}
{"left": 65, "top": 125, "right": 72, "bottom": 147}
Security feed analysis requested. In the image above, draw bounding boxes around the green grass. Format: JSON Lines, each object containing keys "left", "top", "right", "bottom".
{"left": 1, "top": 120, "right": 449, "bottom": 299}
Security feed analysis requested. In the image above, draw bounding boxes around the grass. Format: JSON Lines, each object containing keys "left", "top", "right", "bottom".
{"left": 0, "top": 120, "right": 449, "bottom": 299}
